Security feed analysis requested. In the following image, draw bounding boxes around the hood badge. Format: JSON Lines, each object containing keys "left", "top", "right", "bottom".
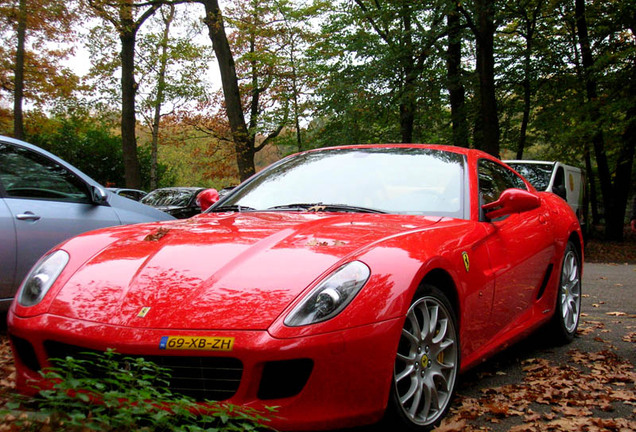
{"left": 137, "top": 307, "right": 151, "bottom": 318}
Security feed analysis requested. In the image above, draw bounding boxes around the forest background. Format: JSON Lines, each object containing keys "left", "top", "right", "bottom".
{"left": 0, "top": 0, "right": 634, "bottom": 241}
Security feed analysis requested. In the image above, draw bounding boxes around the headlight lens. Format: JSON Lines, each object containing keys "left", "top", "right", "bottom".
{"left": 18, "top": 250, "right": 69, "bottom": 307}
{"left": 285, "top": 261, "right": 370, "bottom": 327}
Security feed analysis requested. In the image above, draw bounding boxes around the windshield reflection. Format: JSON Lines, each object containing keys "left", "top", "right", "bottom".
{"left": 218, "top": 147, "right": 465, "bottom": 217}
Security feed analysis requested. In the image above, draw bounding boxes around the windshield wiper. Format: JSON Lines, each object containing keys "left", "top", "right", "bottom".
{"left": 209, "top": 204, "right": 255, "bottom": 212}
{"left": 267, "top": 203, "right": 386, "bottom": 214}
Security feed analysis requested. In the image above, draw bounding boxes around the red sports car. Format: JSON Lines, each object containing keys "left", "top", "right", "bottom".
{"left": 8, "top": 145, "right": 583, "bottom": 431}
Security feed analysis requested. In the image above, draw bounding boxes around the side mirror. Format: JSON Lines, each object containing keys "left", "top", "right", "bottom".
{"left": 91, "top": 186, "right": 109, "bottom": 205}
{"left": 196, "top": 188, "right": 220, "bottom": 212}
{"left": 482, "top": 188, "right": 541, "bottom": 220}
{"left": 552, "top": 184, "right": 567, "bottom": 200}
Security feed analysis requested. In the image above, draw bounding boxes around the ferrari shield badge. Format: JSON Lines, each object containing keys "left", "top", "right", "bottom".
{"left": 137, "top": 307, "right": 151, "bottom": 318}
{"left": 462, "top": 252, "right": 470, "bottom": 272}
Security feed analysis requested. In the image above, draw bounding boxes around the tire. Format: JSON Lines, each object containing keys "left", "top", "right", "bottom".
{"left": 548, "top": 241, "right": 582, "bottom": 344}
{"left": 385, "top": 285, "right": 460, "bottom": 431}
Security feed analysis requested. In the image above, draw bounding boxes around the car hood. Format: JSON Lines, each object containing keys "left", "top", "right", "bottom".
{"left": 107, "top": 192, "right": 176, "bottom": 223}
{"left": 48, "top": 212, "right": 441, "bottom": 330}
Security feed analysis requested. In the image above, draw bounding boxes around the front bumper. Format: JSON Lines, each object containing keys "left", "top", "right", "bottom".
{"left": 8, "top": 313, "right": 403, "bottom": 431}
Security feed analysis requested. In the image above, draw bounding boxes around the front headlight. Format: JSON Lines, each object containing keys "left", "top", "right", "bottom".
{"left": 285, "top": 261, "right": 370, "bottom": 327}
{"left": 17, "top": 250, "right": 69, "bottom": 307}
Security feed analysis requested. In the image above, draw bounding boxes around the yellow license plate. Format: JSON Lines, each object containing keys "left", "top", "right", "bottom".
{"left": 159, "top": 336, "right": 234, "bottom": 351}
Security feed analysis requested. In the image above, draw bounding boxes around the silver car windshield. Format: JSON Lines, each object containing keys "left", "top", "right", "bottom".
{"left": 218, "top": 147, "right": 466, "bottom": 217}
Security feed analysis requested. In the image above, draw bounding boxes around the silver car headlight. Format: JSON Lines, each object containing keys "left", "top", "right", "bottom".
{"left": 17, "top": 250, "right": 69, "bottom": 307}
{"left": 285, "top": 261, "right": 370, "bottom": 327}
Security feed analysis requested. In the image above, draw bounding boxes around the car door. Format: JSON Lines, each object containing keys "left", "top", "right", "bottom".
{"left": 0, "top": 141, "right": 121, "bottom": 305}
{"left": 478, "top": 159, "right": 556, "bottom": 335}
{"left": 0, "top": 195, "right": 17, "bottom": 300}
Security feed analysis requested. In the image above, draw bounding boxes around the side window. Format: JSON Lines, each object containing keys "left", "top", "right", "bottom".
{"left": 0, "top": 143, "right": 90, "bottom": 203}
{"left": 478, "top": 159, "right": 526, "bottom": 205}
{"left": 552, "top": 166, "right": 567, "bottom": 199}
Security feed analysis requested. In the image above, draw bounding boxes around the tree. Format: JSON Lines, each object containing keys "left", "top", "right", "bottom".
{"left": 197, "top": 0, "right": 317, "bottom": 180}
{"left": 198, "top": 0, "right": 252, "bottom": 180}
{"left": 309, "top": 0, "right": 452, "bottom": 146}
{"left": 498, "top": 0, "right": 546, "bottom": 159}
{"left": 573, "top": 0, "right": 634, "bottom": 240}
{"left": 446, "top": 2, "right": 469, "bottom": 148}
{"left": 352, "top": 0, "right": 447, "bottom": 143}
{"left": 459, "top": 0, "right": 500, "bottom": 156}
{"left": 136, "top": 5, "right": 212, "bottom": 189}
{"left": 84, "top": 0, "right": 164, "bottom": 189}
{"left": 0, "top": 0, "right": 79, "bottom": 138}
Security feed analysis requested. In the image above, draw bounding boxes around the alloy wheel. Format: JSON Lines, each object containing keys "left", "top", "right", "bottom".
{"left": 393, "top": 294, "right": 458, "bottom": 427}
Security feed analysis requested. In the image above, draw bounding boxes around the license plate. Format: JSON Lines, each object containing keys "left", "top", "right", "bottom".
{"left": 159, "top": 336, "right": 234, "bottom": 351}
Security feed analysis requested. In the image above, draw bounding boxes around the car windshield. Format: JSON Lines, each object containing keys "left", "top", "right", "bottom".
{"left": 507, "top": 162, "right": 553, "bottom": 191}
{"left": 142, "top": 189, "right": 195, "bottom": 207}
{"left": 217, "top": 147, "right": 466, "bottom": 217}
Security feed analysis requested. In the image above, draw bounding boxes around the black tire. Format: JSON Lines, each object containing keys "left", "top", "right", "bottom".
{"left": 548, "top": 241, "right": 582, "bottom": 345}
{"left": 384, "top": 285, "right": 460, "bottom": 431}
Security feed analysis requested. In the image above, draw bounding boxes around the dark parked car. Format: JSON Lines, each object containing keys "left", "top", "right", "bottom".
{"left": 108, "top": 188, "right": 147, "bottom": 201}
{"left": 0, "top": 136, "right": 175, "bottom": 311}
{"left": 140, "top": 187, "right": 206, "bottom": 219}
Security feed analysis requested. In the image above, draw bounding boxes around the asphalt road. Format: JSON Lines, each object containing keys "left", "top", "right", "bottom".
{"left": 449, "top": 262, "right": 636, "bottom": 431}
{"left": 343, "top": 262, "right": 636, "bottom": 431}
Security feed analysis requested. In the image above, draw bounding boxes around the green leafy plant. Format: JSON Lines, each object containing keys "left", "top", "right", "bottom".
{"left": 2, "top": 349, "right": 275, "bottom": 431}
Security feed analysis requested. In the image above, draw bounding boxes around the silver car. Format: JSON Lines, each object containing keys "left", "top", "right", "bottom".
{"left": 0, "top": 136, "right": 175, "bottom": 311}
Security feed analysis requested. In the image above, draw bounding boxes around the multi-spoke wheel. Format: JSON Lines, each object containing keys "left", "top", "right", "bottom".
{"left": 548, "top": 241, "right": 582, "bottom": 344}
{"left": 387, "top": 285, "right": 459, "bottom": 430}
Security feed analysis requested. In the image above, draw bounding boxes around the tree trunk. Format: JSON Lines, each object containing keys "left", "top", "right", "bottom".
{"left": 13, "top": 0, "right": 27, "bottom": 140}
{"left": 474, "top": 0, "right": 500, "bottom": 157}
{"left": 584, "top": 143, "right": 599, "bottom": 225}
{"left": 606, "top": 104, "right": 635, "bottom": 240}
{"left": 289, "top": 40, "right": 303, "bottom": 151}
{"left": 516, "top": 26, "right": 533, "bottom": 159}
{"left": 399, "top": 76, "right": 416, "bottom": 143}
{"left": 201, "top": 0, "right": 254, "bottom": 181}
{"left": 446, "top": 7, "right": 468, "bottom": 148}
{"left": 120, "top": 1, "right": 142, "bottom": 189}
{"left": 150, "top": 5, "right": 175, "bottom": 190}
{"left": 574, "top": 0, "right": 628, "bottom": 240}
{"left": 399, "top": 2, "right": 415, "bottom": 143}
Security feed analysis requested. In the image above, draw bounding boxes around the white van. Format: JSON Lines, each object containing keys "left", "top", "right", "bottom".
{"left": 505, "top": 160, "right": 587, "bottom": 232}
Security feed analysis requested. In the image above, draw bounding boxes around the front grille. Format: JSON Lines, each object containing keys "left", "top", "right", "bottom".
{"left": 43, "top": 341, "right": 243, "bottom": 401}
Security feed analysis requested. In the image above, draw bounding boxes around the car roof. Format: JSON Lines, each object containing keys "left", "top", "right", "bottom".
{"left": 297, "top": 143, "right": 495, "bottom": 160}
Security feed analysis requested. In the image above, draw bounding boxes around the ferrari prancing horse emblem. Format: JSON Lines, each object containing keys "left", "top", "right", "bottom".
{"left": 137, "top": 307, "right": 151, "bottom": 318}
{"left": 462, "top": 252, "right": 470, "bottom": 272}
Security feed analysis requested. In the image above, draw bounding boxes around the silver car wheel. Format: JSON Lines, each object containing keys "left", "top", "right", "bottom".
{"left": 560, "top": 248, "right": 581, "bottom": 334}
{"left": 393, "top": 294, "right": 458, "bottom": 427}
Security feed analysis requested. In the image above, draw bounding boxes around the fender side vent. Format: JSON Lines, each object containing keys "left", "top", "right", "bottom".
{"left": 536, "top": 264, "right": 554, "bottom": 300}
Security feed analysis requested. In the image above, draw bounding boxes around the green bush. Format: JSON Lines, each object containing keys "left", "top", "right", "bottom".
{"left": 2, "top": 349, "right": 275, "bottom": 431}
{"left": 27, "top": 116, "right": 175, "bottom": 190}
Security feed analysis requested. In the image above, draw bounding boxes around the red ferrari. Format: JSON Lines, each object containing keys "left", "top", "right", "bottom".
{"left": 8, "top": 145, "right": 583, "bottom": 431}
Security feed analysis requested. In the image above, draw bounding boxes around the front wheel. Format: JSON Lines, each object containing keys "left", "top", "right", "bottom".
{"left": 385, "top": 285, "right": 460, "bottom": 431}
{"left": 548, "top": 241, "right": 582, "bottom": 344}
